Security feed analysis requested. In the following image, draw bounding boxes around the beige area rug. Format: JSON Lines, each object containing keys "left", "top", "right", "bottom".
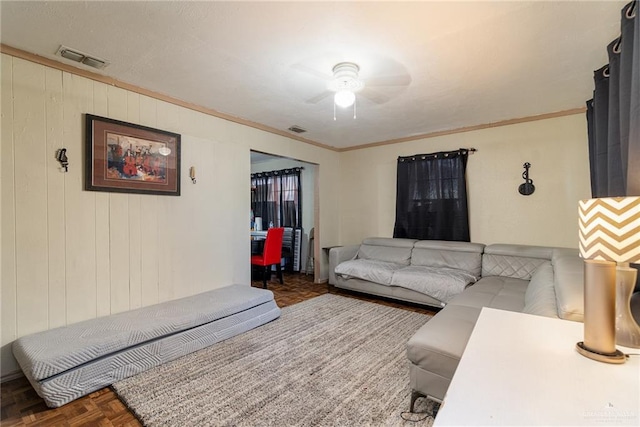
{"left": 112, "top": 294, "right": 436, "bottom": 426}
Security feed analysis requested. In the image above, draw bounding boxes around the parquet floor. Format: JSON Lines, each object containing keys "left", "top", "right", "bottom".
{"left": 1, "top": 273, "right": 437, "bottom": 426}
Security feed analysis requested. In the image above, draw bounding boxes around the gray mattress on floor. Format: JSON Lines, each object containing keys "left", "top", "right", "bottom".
{"left": 13, "top": 284, "right": 281, "bottom": 407}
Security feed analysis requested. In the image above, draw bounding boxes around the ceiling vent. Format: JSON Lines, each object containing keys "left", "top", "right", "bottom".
{"left": 287, "top": 125, "right": 307, "bottom": 134}
{"left": 56, "top": 45, "right": 109, "bottom": 69}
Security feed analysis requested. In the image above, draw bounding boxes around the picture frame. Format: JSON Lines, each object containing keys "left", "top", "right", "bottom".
{"left": 85, "top": 114, "right": 181, "bottom": 196}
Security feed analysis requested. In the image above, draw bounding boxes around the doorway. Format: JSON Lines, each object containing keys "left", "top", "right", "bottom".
{"left": 250, "top": 150, "right": 318, "bottom": 282}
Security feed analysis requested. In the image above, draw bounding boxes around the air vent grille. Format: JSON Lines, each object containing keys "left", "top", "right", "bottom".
{"left": 56, "top": 45, "right": 109, "bottom": 69}
{"left": 287, "top": 125, "right": 307, "bottom": 134}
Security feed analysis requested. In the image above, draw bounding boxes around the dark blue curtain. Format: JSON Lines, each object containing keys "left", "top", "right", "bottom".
{"left": 587, "top": 0, "right": 639, "bottom": 197}
{"left": 393, "top": 149, "right": 470, "bottom": 241}
{"left": 586, "top": 1, "right": 640, "bottom": 292}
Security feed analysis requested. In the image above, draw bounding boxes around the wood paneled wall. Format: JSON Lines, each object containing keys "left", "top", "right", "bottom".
{"left": 0, "top": 54, "right": 340, "bottom": 378}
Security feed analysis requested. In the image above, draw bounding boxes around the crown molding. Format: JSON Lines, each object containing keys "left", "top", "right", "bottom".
{"left": 0, "top": 44, "right": 337, "bottom": 152}
{"left": 2, "top": 44, "right": 586, "bottom": 154}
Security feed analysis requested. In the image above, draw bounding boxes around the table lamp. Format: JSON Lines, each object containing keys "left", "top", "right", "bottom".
{"left": 577, "top": 196, "right": 640, "bottom": 363}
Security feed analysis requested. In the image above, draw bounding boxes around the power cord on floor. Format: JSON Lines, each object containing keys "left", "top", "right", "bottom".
{"left": 400, "top": 410, "right": 432, "bottom": 422}
{"left": 400, "top": 401, "right": 440, "bottom": 423}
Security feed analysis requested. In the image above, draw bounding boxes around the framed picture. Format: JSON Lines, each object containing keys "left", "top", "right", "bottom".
{"left": 85, "top": 114, "right": 181, "bottom": 196}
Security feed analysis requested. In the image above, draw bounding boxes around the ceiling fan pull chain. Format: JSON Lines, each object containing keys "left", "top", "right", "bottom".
{"left": 334, "top": 102, "right": 337, "bottom": 121}
{"left": 353, "top": 98, "right": 357, "bottom": 119}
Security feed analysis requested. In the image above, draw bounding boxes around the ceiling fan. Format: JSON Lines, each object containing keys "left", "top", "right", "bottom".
{"left": 293, "top": 59, "right": 412, "bottom": 109}
{"left": 328, "top": 62, "right": 365, "bottom": 109}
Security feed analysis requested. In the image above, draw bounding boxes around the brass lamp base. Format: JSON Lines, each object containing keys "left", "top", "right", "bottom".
{"left": 576, "top": 341, "right": 625, "bottom": 364}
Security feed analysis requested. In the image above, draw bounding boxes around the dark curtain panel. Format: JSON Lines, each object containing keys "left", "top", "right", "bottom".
{"left": 393, "top": 149, "right": 470, "bottom": 241}
{"left": 587, "top": 66, "right": 611, "bottom": 197}
{"left": 587, "top": 0, "right": 639, "bottom": 197}
{"left": 280, "top": 173, "right": 301, "bottom": 227}
{"left": 251, "top": 175, "right": 278, "bottom": 227}
{"left": 251, "top": 168, "right": 302, "bottom": 228}
{"left": 628, "top": 0, "right": 640, "bottom": 195}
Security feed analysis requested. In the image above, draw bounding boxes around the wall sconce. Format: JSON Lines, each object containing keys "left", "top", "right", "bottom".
{"left": 518, "top": 162, "right": 535, "bottom": 196}
{"left": 189, "top": 166, "right": 196, "bottom": 184}
{"left": 56, "top": 148, "right": 69, "bottom": 172}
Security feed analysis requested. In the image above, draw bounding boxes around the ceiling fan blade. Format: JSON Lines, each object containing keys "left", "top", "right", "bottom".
{"left": 291, "top": 63, "right": 333, "bottom": 81}
{"left": 305, "top": 91, "right": 333, "bottom": 104}
{"left": 359, "top": 88, "right": 391, "bottom": 105}
{"left": 365, "top": 74, "right": 412, "bottom": 87}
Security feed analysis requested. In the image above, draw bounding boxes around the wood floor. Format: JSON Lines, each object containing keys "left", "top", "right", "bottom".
{"left": 1, "top": 273, "right": 437, "bottom": 427}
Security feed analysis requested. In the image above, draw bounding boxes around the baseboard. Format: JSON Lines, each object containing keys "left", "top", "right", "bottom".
{"left": 1, "top": 370, "right": 24, "bottom": 383}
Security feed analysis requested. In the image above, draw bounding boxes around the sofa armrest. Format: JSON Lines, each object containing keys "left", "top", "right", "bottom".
{"left": 329, "top": 245, "right": 360, "bottom": 285}
{"left": 552, "top": 254, "right": 584, "bottom": 322}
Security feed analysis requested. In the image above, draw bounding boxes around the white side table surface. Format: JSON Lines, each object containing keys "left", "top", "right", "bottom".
{"left": 434, "top": 307, "right": 640, "bottom": 426}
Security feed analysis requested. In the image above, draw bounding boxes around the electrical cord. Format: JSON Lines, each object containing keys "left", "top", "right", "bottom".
{"left": 400, "top": 401, "right": 440, "bottom": 423}
{"left": 400, "top": 410, "right": 432, "bottom": 422}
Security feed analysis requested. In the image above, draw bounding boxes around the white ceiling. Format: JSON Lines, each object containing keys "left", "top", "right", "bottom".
{"left": 0, "top": 1, "right": 626, "bottom": 150}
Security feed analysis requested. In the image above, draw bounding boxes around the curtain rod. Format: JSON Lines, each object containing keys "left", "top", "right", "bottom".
{"left": 397, "top": 147, "right": 477, "bottom": 162}
{"left": 251, "top": 166, "right": 304, "bottom": 178}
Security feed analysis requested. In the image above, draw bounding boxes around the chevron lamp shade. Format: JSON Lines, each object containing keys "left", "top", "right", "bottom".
{"left": 578, "top": 196, "right": 640, "bottom": 263}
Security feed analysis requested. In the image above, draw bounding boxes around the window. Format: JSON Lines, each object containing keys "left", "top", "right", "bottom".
{"left": 393, "top": 149, "right": 470, "bottom": 241}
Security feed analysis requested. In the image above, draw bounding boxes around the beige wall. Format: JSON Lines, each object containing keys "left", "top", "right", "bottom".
{"left": 338, "top": 114, "right": 591, "bottom": 248}
{"left": 0, "top": 52, "right": 591, "bottom": 379}
{"left": 0, "top": 54, "right": 340, "bottom": 377}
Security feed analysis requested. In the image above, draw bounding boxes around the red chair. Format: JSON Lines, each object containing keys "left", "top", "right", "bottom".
{"left": 251, "top": 227, "right": 284, "bottom": 289}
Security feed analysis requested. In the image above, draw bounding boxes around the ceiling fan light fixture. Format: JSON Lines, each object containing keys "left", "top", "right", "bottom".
{"left": 334, "top": 90, "right": 356, "bottom": 108}
{"left": 329, "top": 62, "right": 365, "bottom": 93}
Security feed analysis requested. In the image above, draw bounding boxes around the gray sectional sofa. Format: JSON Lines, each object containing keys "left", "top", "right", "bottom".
{"left": 329, "top": 238, "right": 585, "bottom": 408}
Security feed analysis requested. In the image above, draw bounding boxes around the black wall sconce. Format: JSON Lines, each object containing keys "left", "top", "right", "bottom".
{"left": 518, "top": 162, "right": 535, "bottom": 196}
{"left": 56, "top": 148, "right": 69, "bottom": 172}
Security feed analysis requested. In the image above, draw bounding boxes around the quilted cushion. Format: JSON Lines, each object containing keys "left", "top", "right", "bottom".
{"left": 482, "top": 254, "right": 548, "bottom": 280}
{"left": 481, "top": 244, "right": 553, "bottom": 280}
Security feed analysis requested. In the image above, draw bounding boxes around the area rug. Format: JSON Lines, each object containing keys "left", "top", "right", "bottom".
{"left": 113, "top": 294, "right": 436, "bottom": 426}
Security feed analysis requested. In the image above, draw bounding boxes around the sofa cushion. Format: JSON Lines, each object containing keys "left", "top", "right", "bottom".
{"left": 391, "top": 266, "right": 476, "bottom": 303}
{"left": 411, "top": 241, "right": 484, "bottom": 278}
{"left": 334, "top": 259, "right": 403, "bottom": 286}
{"left": 407, "top": 304, "right": 482, "bottom": 382}
{"left": 357, "top": 238, "right": 416, "bottom": 265}
{"left": 449, "top": 276, "right": 528, "bottom": 312}
{"left": 482, "top": 244, "right": 552, "bottom": 280}
{"left": 522, "top": 262, "right": 558, "bottom": 318}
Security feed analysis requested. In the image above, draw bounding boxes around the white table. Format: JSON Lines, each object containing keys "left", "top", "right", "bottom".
{"left": 434, "top": 308, "right": 640, "bottom": 426}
